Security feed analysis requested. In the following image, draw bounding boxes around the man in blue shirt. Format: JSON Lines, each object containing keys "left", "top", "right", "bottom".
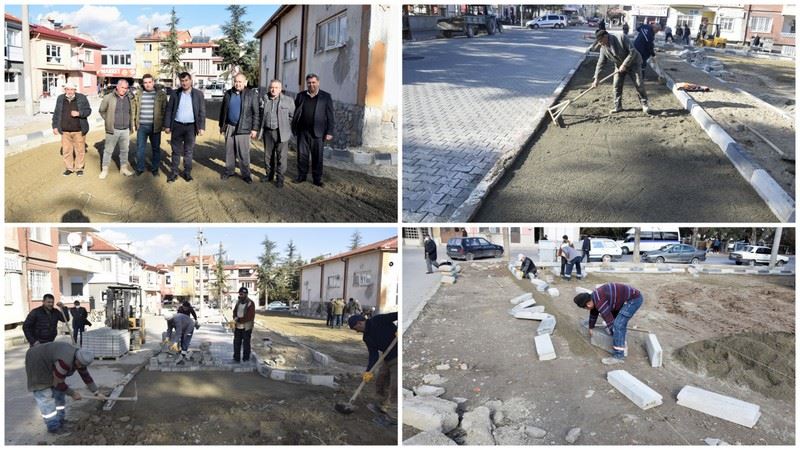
{"left": 163, "top": 72, "right": 206, "bottom": 182}
{"left": 219, "top": 73, "right": 260, "bottom": 183}
{"left": 633, "top": 22, "right": 660, "bottom": 70}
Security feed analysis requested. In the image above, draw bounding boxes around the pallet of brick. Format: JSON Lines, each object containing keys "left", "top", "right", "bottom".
{"left": 82, "top": 328, "right": 130, "bottom": 359}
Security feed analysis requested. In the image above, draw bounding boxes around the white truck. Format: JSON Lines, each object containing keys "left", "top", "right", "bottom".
{"left": 728, "top": 246, "right": 789, "bottom": 266}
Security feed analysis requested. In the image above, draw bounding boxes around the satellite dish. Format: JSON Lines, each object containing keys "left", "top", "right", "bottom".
{"left": 67, "top": 232, "right": 82, "bottom": 247}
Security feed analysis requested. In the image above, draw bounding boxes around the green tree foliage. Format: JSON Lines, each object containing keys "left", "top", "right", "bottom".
{"left": 256, "top": 235, "right": 279, "bottom": 302}
{"left": 217, "top": 5, "right": 260, "bottom": 84}
{"left": 159, "top": 8, "right": 185, "bottom": 85}
{"left": 210, "top": 256, "right": 229, "bottom": 308}
{"left": 349, "top": 230, "right": 363, "bottom": 250}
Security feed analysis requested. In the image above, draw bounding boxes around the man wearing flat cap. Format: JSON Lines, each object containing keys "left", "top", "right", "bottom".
{"left": 25, "top": 341, "right": 103, "bottom": 434}
{"left": 52, "top": 81, "right": 92, "bottom": 177}
{"left": 232, "top": 286, "right": 256, "bottom": 363}
{"left": 592, "top": 29, "right": 651, "bottom": 114}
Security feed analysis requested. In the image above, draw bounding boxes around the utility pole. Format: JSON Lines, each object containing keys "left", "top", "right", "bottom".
{"left": 769, "top": 227, "right": 783, "bottom": 269}
{"left": 196, "top": 230, "right": 207, "bottom": 320}
{"left": 22, "top": 5, "right": 34, "bottom": 115}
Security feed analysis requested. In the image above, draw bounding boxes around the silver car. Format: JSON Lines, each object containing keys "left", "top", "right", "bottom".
{"left": 643, "top": 244, "right": 706, "bottom": 264}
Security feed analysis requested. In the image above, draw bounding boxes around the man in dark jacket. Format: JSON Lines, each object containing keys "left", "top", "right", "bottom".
{"left": 424, "top": 236, "right": 439, "bottom": 274}
{"left": 25, "top": 341, "right": 101, "bottom": 434}
{"left": 169, "top": 309, "right": 195, "bottom": 363}
{"left": 52, "top": 81, "right": 92, "bottom": 176}
{"left": 163, "top": 72, "right": 206, "bottom": 183}
{"left": 634, "top": 22, "right": 660, "bottom": 70}
{"left": 178, "top": 300, "right": 198, "bottom": 322}
{"left": 258, "top": 79, "right": 295, "bottom": 187}
{"left": 348, "top": 311, "right": 398, "bottom": 417}
{"left": 582, "top": 235, "right": 592, "bottom": 263}
{"left": 518, "top": 253, "right": 537, "bottom": 279}
{"left": 325, "top": 299, "right": 334, "bottom": 328}
{"left": 219, "top": 73, "right": 260, "bottom": 183}
{"left": 291, "top": 73, "right": 335, "bottom": 187}
{"left": 23, "top": 294, "right": 69, "bottom": 347}
{"left": 231, "top": 287, "right": 256, "bottom": 363}
{"left": 69, "top": 301, "right": 91, "bottom": 346}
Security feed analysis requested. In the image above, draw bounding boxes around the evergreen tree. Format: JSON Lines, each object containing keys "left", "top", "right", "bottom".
{"left": 210, "top": 256, "right": 229, "bottom": 309}
{"left": 160, "top": 8, "right": 184, "bottom": 85}
{"left": 217, "top": 5, "right": 259, "bottom": 83}
{"left": 256, "top": 235, "right": 279, "bottom": 303}
{"left": 349, "top": 230, "right": 363, "bottom": 250}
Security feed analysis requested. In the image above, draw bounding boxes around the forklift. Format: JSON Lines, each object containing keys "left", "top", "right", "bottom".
{"left": 104, "top": 286, "right": 146, "bottom": 350}
{"left": 697, "top": 23, "right": 727, "bottom": 48}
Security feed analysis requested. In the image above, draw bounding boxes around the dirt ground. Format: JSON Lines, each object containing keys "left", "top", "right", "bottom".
{"left": 473, "top": 57, "right": 777, "bottom": 222}
{"left": 5, "top": 101, "right": 396, "bottom": 222}
{"left": 658, "top": 51, "right": 794, "bottom": 195}
{"left": 56, "top": 371, "right": 396, "bottom": 445}
{"left": 403, "top": 261, "right": 795, "bottom": 444}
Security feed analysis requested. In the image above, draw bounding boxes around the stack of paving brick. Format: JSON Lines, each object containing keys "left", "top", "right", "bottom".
{"left": 82, "top": 328, "right": 130, "bottom": 359}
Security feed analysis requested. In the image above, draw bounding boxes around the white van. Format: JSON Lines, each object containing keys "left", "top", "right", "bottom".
{"left": 616, "top": 227, "right": 681, "bottom": 254}
{"left": 526, "top": 15, "right": 568, "bottom": 29}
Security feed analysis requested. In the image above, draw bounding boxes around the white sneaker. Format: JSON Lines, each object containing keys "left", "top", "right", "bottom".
{"left": 642, "top": 104, "right": 651, "bottom": 114}
{"left": 610, "top": 106, "right": 622, "bottom": 114}
{"left": 98, "top": 168, "right": 108, "bottom": 179}
{"left": 120, "top": 163, "right": 134, "bottom": 177}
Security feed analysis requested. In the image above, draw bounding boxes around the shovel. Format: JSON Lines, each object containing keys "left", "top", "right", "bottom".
{"left": 547, "top": 70, "right": 616, "bottom": 127}
{"left": 335, "top": 335, "right": 398, "bottom": 415}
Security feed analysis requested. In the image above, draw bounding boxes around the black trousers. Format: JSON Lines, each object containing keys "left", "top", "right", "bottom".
{"left": 560, "top": 256, "right": 567, "bottom": 276}
{"left": 233, "top": 328, "right": 252, "bottom": 361}
{"left": 170, "top": 122, "right": 196, "bottom": 176}
{"left": 296, "top": 130, "right": 324, "bottom": 182}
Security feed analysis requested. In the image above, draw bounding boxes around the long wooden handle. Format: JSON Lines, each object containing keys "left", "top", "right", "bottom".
{"left": 348, "top": 335, "right": 398, "bottom": 404}
{"left": 571, "top": 71, "right": 616, "bottom": 103}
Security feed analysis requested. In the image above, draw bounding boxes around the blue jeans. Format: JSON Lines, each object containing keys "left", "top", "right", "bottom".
{"left": 33, "top": 388, "right": 66, "bottom": 432}
{"left": 136, "top": 123, "right": 161, "bottom": 172}
{"left": 612, "top": 295, "right": 644, "bottom": 359}
{"left": 564, "top": 256, "right": 582, "bottom": 278}
{"left": 334, "top": 314, "right": 342, "bottom": 327}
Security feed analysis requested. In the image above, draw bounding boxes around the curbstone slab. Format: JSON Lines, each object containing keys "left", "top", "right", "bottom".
{"left": 537, "top": 315, "right": 556, "bottom": 335}
{"left": 534, "top": 334, "right": 556, "bottom": 361}
{"left": 676, "top": 385, "right": 761, "bottom": 428}
{"left": 509, "top": 293, "right": 534, "bottom": 305}
{"left": 607, "top": 370, "right": 663, "bottom": 410}
{"left": 645, "top": 333, "right": 663, "bottom": 368}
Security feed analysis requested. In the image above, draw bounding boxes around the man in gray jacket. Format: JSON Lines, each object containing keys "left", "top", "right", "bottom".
{"left": 52, "top": 81, "right": 92, "bottom": 176}
{"left": 25, "top": 341, "right": 102, "bottom": 434}
{"left": 592, "top": 30, "right": 651, "bottom": 114}
{"left": 219, "top": 73, "right": 260, "bottom": 184}
{"left": 98, "top": 79, "right": 136, "bottom": 179}
{"left": 259, "top": 80, "right": 295, "bottom": 188}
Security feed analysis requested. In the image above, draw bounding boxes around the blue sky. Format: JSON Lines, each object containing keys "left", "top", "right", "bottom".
{"left": 5, "top": 4, "right": 278, "bottom": 50}
{"left": 97, "top": 227, "right": 397, "bottom": 265}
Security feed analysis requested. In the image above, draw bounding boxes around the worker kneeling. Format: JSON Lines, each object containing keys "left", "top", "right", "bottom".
{"left": 25, "top": 341, "right": 101, "bottom": 434}
{"left": 573, "top": 282, "right": 644, "bottom": 365}
{"left": 348, "top": 311, "right": 398, "bottom": 418}
{"left": 593, "top": 30, "right": 651, "bottom": 114}
{"left": 518, "top": 253, "right": 538, "bottom": 279}
{"left": 170, "top": 309, "right": 195, "bottom": 363}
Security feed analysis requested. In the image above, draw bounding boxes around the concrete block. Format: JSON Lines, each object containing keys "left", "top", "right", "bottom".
{"left": 607, "top": 370, "right": 663, "bottom": 410}
{"left": 509, "top": 293, "right": 533, "bottom": 305}
{"left": 438, "top": 264, "right": 455, "bottom": 273}
{"left": 309, "top": 375, "right": 336, "bottom": 387}
{"left": 403, "top": 396, "right": 460, "bottom": 433}
{"left": 676, "top": 385, "right": 761, "bottom": 428}
{"left": 575, "top": 287, "right": 592, "bottom": 295}
{"left": 537, "top": 315, "right": 556, "bottom": 335}
{"left": 513, "top": 311, "right": 549, "bottom": 321}
{"left": 579, "top": 320, "right": 626, "bottom": 355}
{"left": 311, "top": 350, "right": 330, "bottom": 366}
{"left": 403, "top": 388, "right": 414, "bottom": 399}
{"left": 414, "top": 385, "right": 446, "bottom": 397}
{"left": 461, "top": 406, "right": 495, "bottom": 445}
{"left": 270, "top": 370, "right": 286, "bottom": 381}
{"left": 508, "top": 299, "right": 542, "bottom": 316}
{"left": 547, "top": 288, "right": 560, "bottom": 297}
{"left": 534, "top": 334, "right": 556, "bottom": 361}
{"left": 441, "top": 275, "right": 456, "bottom": 284}
{"left": 645, "top": 334, "right": 663, "bottom": 368}
{"left": 513, "top": 270, "right": 523, "bottom": 280}
{"left": 530, "top": 278, "right": 549, "bottom": 292}
{"left": 403, "top": 430, "right": 458, "bottom": 446}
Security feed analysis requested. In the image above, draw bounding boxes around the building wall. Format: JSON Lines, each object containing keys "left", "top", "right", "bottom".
{"left": 379, "top": 251, "right": 399, "bottom": 312}
{"left": 19, "top": 228, "right": 61, "bottom": 311}
{"left": 744, "top": 4, "right": 795, "bottom": 47}
{"left": 344, "top": 251, "right": 381, "bottom": 309}
{"left": 135, "top": 41, "right": 163, "bottom": 81}
{"left": 320, "top": 259, "right": 345, "bottom": 301}
{"left": 300, "top": 264, "right": 323, "bottom": 308}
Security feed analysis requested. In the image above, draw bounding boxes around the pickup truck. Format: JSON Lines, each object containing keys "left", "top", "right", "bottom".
{"left": 728, "top": 245, "right": 789, "bottom": 266}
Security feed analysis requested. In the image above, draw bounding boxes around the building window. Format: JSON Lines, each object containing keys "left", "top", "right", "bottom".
{"left": 83, "top": 73, "right": 92, "bottom": 87}
{"left": 750, "top": 16, "right": 773, "bottom": 33}
{"left": 29, "top": 227, "right": 51, "bottom": 244}
{"left": 46, "top": 44, "right": 62, "bottom": 63}
{"left": 402, "top": 228, "right": 420, "bottom": 239}
{"left": 6, "top": 28, "right": 21, "bottom": 47}
{"left": 478, "top": 227, "right": 500, "bottom": 234}
{"left": 283, "top": 37, "right": 298, "bottom": 61}
{"left": 200, "top": 60, "right": 210, "bottom": 74}
{"left": 29, "top": 270, "right": 52, "bottom": 300}
{"left": 84, "top": 50, "right": 94, "bottom": 63}
{"left": 202, "top": 47, "right": 207, "bottom": 53}
{"left": 144, "top": 43, "right": 153, "bottom": 52}
{"left": 216, "top": 63, "right": 228, "bottom": 71}
{"left": 719, "top": 17, "right": 734, "bottom": 32}
{"left": 184, "top": 62, "right": 193, "bottom": 70}
{"left": 353, "top": 271, "right": 373, "bottom": 286}
{"left": 5, "top": 72, "right": 18, "bottom": 94}
{"left": 101, "top": 257, "right": 112, "bottom": 272}
{"left": 676, "top": 14, "right": 695, "bottom": 30}
{"left": 327, "top": 275, "right": 341, "bottom": 288}
{"left": 144, "top": 60, "right": 152, "bottom": 68}
{"left": 70, "top": 282, "right": 84, "bottom": 296}
{"left": 165, "top": 274, "right": 172, "bottom": 285}
{"left": 316, "top": 12, "right": 347, "bottom": 52}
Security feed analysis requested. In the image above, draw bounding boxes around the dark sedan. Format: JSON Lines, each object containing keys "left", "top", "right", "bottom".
{"left": 446, "top": 237, "right": 504, "bottom": 261}
{"left": 643, "top": 244, "right": 706, "bottom": 264}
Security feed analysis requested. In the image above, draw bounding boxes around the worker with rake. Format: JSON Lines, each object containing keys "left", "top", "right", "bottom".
{"left": 573, "top": 283, "right": 644, "bottom": 365}
{"left": 592, "top": 30, "right": 651, "bottom": 115}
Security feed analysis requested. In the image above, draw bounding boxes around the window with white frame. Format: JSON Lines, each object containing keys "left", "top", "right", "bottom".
{"left": 46, "top": 44, "right": 62, "bottom": 63}
{"left": 353, "top": 270, "right": 373, "bottom": 286}
{"left": 84, "top": 49, "right": 94, "bottom": 63}
{"left": 101, "top": 257, "right": 112, "bottom": 272}
{"left": 327, "top": 275, "right": 341, "bottom": 288}
{"left": 200, "top": 60, "right": 210, "bottom": 74}
{"left": 29, "top": 227, "right": 51, "bottom": 244}
{"left": 283, "top": 37, "right": 298, "bottom": 61}
{"left": 42, "top": 71, "right": 59, "bottom": 95}
{"left": 316, "top": 12, "right": 347, "bottom": 52}
{"left": 750, "top": 16, "right": 773, "bottom": 33}
{"left": 184, "top": 62, "right": 193, "bottom": 70}
{"left": 144, "top": 43, "right": 153, "bottom": 52}
{"left": 216, "top": 63, "right": 228, "bottom": 71}
{"left": 676, "top": 14, "right": 695, "bottom": 29}
{"left": 6, "top": 28, "right": 21, "bottom": 47}
{"left": 719, "top": 18, "right": 735, "bottom": 32}
{"left": 5, "top": 72, "right": 18, "bottom": 94}
{"left": 83, "top": 73, "right": 92, "bottom": 87}
{"left": 29, "top": 270, "right": 52, "bottom": 300}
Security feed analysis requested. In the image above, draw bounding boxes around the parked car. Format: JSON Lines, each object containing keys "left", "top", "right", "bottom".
{"left": 205, "top": 81, "right": 226, "bottom": 98}
{"left": 446, "top": 237, "right": 504, "bottom": 261}
{"left": 726, "top": 240, "right": 749, "bottom": 252}
{"left": 267, "top": 301, "right": 290, "bottom": 311}
{"left": 589, "top": 238, "right": 623, "bottom": 262}
{"left": 586, "top": 18, "right": 600, "bottom": 27}
{"left": 526, "top": 15, "right": 568, "bottom": 29}
{"left": 568, "top": 15, "right": 585, "bottom": 26}
{"left": 642, "top": 244, "right": 707, "bottom": 264}
{"left": 729, "top": 246, "right": 789, "bottom": 266}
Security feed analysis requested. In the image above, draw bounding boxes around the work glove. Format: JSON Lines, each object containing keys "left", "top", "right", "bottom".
{"left": 362, "top": 372, "right": 374, "bottom": 383}
{"left": 70, "top": 391, "right": 82, "bottom": 401}
{"left": 169, "top": 342, "right": 180, "bottom": 353}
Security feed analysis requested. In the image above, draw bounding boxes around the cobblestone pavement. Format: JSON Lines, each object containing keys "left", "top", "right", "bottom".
{"left": 402, "top": 28, "right": 591, "bottom": 222}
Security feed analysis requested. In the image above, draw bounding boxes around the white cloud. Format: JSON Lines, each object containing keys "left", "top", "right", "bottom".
{"left": 98, "top": 229, "right": 130, "bottom": 243}
{"left": 187, "top": 24, "right": 223, "bottom": 40}
{"left": 131, "top": 234, "right": 181, "bottom": 263}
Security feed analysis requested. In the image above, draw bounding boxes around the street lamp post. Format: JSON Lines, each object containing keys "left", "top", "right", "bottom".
{"left": 196, "top": 230, "right": 207, "bottom": 320}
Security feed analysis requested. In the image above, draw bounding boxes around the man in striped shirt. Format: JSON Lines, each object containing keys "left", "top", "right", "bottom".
{"left": 573, "top": 282, "right": 644, "bottom": 365}
{"left": 133, "top": 74, "right": 168, "bottom": 176}
{"left": 25, "top": 341, "right": 103, "bottom": 434}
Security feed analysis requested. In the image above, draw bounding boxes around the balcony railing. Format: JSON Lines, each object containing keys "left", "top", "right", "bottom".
{"left": 57, "top": 250, "right": 102, "bottom": 273}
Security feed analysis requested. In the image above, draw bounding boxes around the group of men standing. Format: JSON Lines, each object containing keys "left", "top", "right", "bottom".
{"left": 52, "top": 72, "right": 335, "bottom": 187}
{"left": 326, "top": 297, "right": 363, "bottom": 328}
